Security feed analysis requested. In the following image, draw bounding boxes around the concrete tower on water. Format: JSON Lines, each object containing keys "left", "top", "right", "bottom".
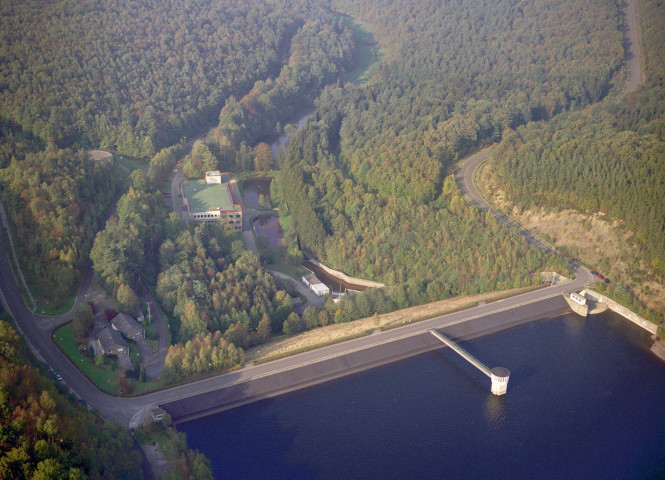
{"left": 429, "top": 329, "right": 510, "bottom": 396}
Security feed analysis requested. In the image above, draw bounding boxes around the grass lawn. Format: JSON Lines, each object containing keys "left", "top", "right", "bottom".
{"left": 139, "top": 284, "right": 174, "bottom": 345}
{"left": 36, "top": 296, "right": 75, "bottom": 316}
{"left": 269, "top": 260, "right": 310, "bottom": 280}
{"left": 54, "top": 322, "right": 168, "bottom": 396}
{"left": 54, "top": 323, "right": 121, "bottom": 395}
{"left": 130, "top": 377, "right": 169, "bottom": 396}
{"left": 343, "top": 18, "right": 384, "bottom": 86}
{"left": 144, "top": 321, "right": 159, "bottom": 351}
{"left": 160, "top": 178, "right": 172, "bottom": 193}
{"left": 114, "top": 155, "right": 146, "bottom": 172}
{"left": 129, "top": 341, "right": 141, "bottom": 365}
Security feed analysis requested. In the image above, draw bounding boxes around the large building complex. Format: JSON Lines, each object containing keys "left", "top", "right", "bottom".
{"left": 181, "top": 171, "right": 242, "bottom": 230}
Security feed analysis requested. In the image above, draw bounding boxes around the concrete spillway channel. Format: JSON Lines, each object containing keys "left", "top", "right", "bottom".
{"left": 429, "top": 329, "right": 510, "bottom": 395}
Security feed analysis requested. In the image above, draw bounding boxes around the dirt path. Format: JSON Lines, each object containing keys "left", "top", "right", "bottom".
{"left": 623, "top": 0, "right": 643, "bottom": 94}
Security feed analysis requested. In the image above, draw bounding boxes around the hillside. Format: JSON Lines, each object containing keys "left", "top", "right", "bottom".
{"left": 273, "top": 0, "right": 626, "bottom": 301}
{"left": 488, "top": 0, "right": 665, "bottom": 320}
{"left": 0, "top": 0, "right": 353, "bottom": 305}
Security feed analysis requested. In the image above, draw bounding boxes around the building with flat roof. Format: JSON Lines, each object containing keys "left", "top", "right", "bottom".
{"left": 302, "top": 273, "right": 331, "bottom": 296}
{"left": 181, "top": 171, "right": 242, "bottom": 230}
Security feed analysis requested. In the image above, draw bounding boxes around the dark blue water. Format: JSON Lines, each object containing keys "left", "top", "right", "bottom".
{"left": 180, "top": 311, "right": 665, "bottom": 479}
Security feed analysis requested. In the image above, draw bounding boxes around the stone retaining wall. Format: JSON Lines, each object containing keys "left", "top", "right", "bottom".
{"left": 307, "top": 258, "right": 385, "bottom": 289}
{"left": 540, "top": 271, "right": 572, "bottom": 285}
{"left": 582, "top": 289, "right": 658, "bottom": 334}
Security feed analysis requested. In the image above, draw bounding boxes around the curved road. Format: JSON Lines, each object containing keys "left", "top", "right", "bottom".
{"left": 0, "top": 176, "right": 594, "bottom": 427}
{"left": 457, "top": 149, "right": 578, "bottom": 267}
{"left": 0, "top": 0, "right": 642, "bottom": 426}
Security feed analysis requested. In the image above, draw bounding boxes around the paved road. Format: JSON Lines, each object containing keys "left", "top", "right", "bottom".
{"left": 3, "top": 0, "right": 645, "bottom": 426}
{"left": 457, "top": 149, "right": 588, "bottom": 273}
{"left": 139, "top": 285, "right": 169, "bottom": 379}
{"left": 0, "top": 203, "right": 594, "bottom": 426}
{"left": 225, "top": 178, "right": 324, "bottom": 309}
{"left": 0, "top": 150, "right": 593, "bottom": 427}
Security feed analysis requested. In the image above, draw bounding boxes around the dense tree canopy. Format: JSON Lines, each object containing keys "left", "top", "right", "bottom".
{"left": 0, "top": 141, "right": 120, "bottom": 299}
{"left": 156, "top": 223, "right": 294, "bottom": 345}
{"left": 271, "top": 0, "right": 621, "bottom": 299}
{"left": 492, "top": 108, "right": 665, "bottom": 274}
{"left": 489, "top": 0, "right": 665, "bottom": 315}
{"left": 0, "top": 318, "right": 142, "bottom": 479}
{"left": 0, "top": 0, "right": 314, "bottom": 155}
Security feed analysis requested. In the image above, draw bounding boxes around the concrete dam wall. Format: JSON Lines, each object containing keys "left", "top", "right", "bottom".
{"left": 582, "top": 289, "right": 657, "bottom": 334}
{"left": 162, "top": 296, "right": 569, "bottom": 423}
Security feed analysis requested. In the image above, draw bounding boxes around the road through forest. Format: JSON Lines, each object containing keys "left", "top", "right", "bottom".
{"left": 0, "top": 0, "right": 642, "bottom": 425}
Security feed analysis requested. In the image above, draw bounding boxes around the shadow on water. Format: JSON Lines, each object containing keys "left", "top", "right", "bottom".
{"left": 253, "top": 215, "right": 285, "bottom": 249}
{"left": 242, "top": 177, "right": 272, "bottom": 209}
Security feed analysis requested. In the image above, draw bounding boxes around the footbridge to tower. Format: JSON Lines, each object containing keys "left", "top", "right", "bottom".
{"left": 429, "top": 329, "right": 510, "bottom": 395}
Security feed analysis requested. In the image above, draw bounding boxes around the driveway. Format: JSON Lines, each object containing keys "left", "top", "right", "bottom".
{"left": 139, "top": 283, "right": 169, "bottom": 379}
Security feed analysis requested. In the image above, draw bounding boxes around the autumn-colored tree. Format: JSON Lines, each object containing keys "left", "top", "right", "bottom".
{"left": 283, "top": 312, "right": 304, "bottom": 335}
{"left": 0, "top": 319, "right": 142, "bottom": 478}
{"left": 116, "top": 283, "right": 140, "bottom": 315}
{"left": 253, "top": 142, "right": 275, "bottom": 171}
{"left": 118, "top": 375, "right": 132, "bottom": 395}
{"left": 257, "top": 314, "right": 272, "bottom": 342}
{"left": 303, "top": 306, "right": 320, "bottom": 330}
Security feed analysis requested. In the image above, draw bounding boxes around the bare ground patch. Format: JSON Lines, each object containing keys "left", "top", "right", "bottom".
{"left": 87, "top": 149, "right": 113, "bottom": 162}
{"left": 479, "top": 160, "right": 665, "bottom": 313}
{"left": 244, "top": 286, "right": 540, "bottom": 362}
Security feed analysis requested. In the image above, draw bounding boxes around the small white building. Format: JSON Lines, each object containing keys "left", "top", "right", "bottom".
{"left": 302, "top": 274, "right": 330, "bottom": 296}
{"left": 570, "top": 292, "right": 587, "bottom": 306}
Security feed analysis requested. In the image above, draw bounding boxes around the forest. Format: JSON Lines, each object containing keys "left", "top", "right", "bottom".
{"left": 193, "top": 6, "right": 355, "bottom": 175}
{"left": 1, "top": 0, "right": 306, "bottom": 154}
{"left": 1, "top": 0, "right": 657, "bottom": 349}
{"left": 490, "top": 0, "right": 665, "bottom": 316}
{"left": 2, "top": 0, "right": 664, "bottom": 474}
{"left": 271, "top": 0, "right": 623, "bottom": 298}
{"left": 0, "top": 0, "right": 356, "bottom": 307}
{"left": 0, "top": 133, "right": 120, "bottom": 300}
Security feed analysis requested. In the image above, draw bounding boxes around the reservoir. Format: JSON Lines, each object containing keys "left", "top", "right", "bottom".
{"left": 180, "top": 310, "right": 665, "bottom": 479}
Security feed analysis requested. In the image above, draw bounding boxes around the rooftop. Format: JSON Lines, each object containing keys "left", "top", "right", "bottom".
{"left": 303, "top": 274, "right": 324, "bottom": 285}
{"left": 111, "top": 313, "right": 143, "bottom": 335}
{"left": 98, "top": 327, "right": 127, "bottom": 350}
{"left": 183, "top": 176, "right": 239, "bottom": 213}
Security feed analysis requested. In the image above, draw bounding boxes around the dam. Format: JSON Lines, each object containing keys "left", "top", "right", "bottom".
{"left": 161, "top": 295, "right": 568, "bottom": 422}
